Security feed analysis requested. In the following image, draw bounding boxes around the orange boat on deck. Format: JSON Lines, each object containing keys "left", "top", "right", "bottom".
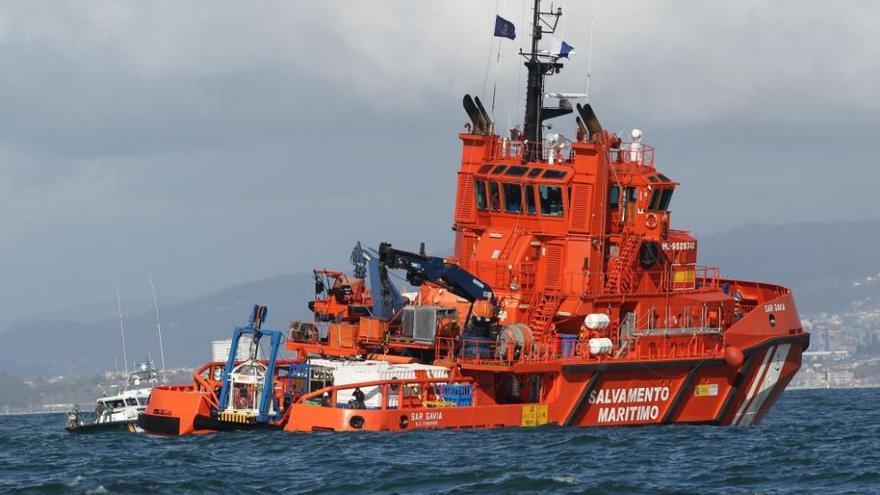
{"left": 140, "top": 1, "right": 808, "bottom": 435}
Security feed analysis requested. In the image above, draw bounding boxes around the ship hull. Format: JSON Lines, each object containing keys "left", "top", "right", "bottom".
{"left": 560, "top": 333, "right": 807, "bottom": 428}
{"left": 66, "top": 420, "right": 141, "bottom": 434}
{"left": 282, "top": 333, "right": 807, "bottom": 432}
{"left": 139, "top": 332, "right": 807, "bottom": 435}
{"left": 137, "top": 386, "right": 215, "bottom": 435}
{"left": 141, "top": 288, "right": 807, "bottom": 435}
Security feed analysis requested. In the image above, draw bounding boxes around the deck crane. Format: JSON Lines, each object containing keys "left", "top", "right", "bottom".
{"left": 351, "top": 241, "right": 406, "bottom": 319}
{"left": 377, "top": 242, "right": 497, "bottom": 336}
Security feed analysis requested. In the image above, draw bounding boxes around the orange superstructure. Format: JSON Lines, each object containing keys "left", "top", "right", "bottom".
{"left": 139, "top": 1, "right": 807, "bottom": 435}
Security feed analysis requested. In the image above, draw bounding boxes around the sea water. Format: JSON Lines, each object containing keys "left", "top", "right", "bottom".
{"left": 0, "top": 388, "right": 877, "bottom": 494}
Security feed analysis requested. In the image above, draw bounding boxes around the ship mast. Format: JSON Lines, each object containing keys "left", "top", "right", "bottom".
{"left": 115, "top": 285, "right": 129, "bottom": 376}
{"left": 521, "top": 0, "right": 572, "bottom": 161}
{"left": 149, "top": 274, "right": 168, "bottom": 385}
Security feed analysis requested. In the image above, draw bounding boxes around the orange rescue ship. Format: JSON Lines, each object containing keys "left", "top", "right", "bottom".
{"left": 140, "top": 1, "right": 808, "bottom": 435}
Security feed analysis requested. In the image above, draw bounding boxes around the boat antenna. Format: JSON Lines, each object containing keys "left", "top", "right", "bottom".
{"left": 149, "top": 274, "right": 168, "bottom": 385}
{"left": 585, "top": 0, "right": 596, "bottom": 102}
{"left": 115, "top": 285, "right": 129, "bottom": 376}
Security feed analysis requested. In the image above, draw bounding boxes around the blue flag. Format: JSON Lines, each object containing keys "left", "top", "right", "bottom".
{"left": 559, "top": 41, "right": 574, "bottom": 58}
{"left": 494, "top": 15, "right": 516, "bottom": 40}
{"left": 551, "top": 38, "right": 575, "bottom": 58}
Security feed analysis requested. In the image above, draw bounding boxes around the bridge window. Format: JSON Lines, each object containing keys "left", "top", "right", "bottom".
{"left": 492, "top": 165, "right": 507, "bottom": 174}
{"left": 489, "top": 181, "right": 501, "bottom": 211}
{"left": 477, "top": 164, "right": 492, "bottom": 174}
{"left": 474, "top": 179, "right": 487, "bottom": 211}
{"left": 658, "top": 189, "right": 674, "bottom": 210}
{"left": 647, "top": 188, "right": 674, "bottom": 211}
{"left": 528, "top": 168, "right": 542, "bottom": 178}
{"left": 503, "top": 183, "right": 522, "bottom": 213}
{"left": 525, "top": 185, "right": 537, "bottom": 214}
{"left": 542, "top": 169, "right": 567, "bottom": 179}
{"left": 539, "top": 185, "right": 564, "bottom": 217}
{"left": 626, "top": 187, "right": 637, "bottom": 202}
{"left": 609, "top": 186, "right": 620, "bottom": 209}
{"left": 648, "top": 189, "right": 661, "bottom": 210}
{"left": 505, "top": 165, "right": 528, "bottom": 177}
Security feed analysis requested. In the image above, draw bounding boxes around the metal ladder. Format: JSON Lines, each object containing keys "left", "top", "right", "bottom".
{"left": 604, "top": 231, "right": 643, "bottom": 294}
{"left": 528, "top": 292, "right": 562, "bottom": 338}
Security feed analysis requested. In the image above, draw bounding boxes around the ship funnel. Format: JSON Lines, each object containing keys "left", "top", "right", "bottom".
{"left": 472, "top": 96, "right": 494, "bottom": 132}
{"left": 463, "top": 94, "right": 491, "bottom": 135}
{"left": 576, "top": 103, "right": 603, "bottom": 141}
{"left": 575, "top": 117, "right": 589, "bottom": 139}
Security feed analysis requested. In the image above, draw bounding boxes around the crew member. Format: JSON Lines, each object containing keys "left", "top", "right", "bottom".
{"left": 353, "top": 387, "right": 366, "bottom": 409}
{"left": 234, "top": 387, "right": 249, "bottom": 409}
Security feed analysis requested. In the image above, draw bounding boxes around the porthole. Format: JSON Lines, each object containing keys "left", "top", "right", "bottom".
{"left": 349, "top": 415, "right": 365, "bottom": 429}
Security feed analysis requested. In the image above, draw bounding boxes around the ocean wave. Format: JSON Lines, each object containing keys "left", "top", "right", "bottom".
{"left": 0, "top": 389, "right": 877, "bottom": 495}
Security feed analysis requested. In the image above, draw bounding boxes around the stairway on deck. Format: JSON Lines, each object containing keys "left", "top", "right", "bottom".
{"left": 604, "top": 231, "right": 643, "bottom": 294}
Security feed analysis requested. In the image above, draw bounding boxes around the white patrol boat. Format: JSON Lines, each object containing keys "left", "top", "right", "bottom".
{"left": 66, "top": 361, "right": 159, "bottom": 433}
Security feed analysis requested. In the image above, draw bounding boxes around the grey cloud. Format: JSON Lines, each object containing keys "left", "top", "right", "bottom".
{"left": 0, "top": 1, "right": 876, "bottom": 328}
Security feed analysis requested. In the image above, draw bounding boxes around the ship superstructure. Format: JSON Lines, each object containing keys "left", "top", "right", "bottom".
{"left": 139, "top": 1, "right": 808, "bottom": 435}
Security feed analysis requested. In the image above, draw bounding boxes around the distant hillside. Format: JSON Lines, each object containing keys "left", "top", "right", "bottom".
{"left": 0, "top": 273, "right": 316, "bottom": 377}
{"left": 0, "top": 372, "right": 33, "bottom": 407}
{"left": 699, "top": 218, "right": 880, "bottom": 313}
{"left": 3, "top": 218, "right": 878, "bottom": 378}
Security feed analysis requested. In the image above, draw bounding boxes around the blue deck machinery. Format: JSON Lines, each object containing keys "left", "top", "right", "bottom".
{"left": 216, "top": 304, "right": 285, "bottom": 424}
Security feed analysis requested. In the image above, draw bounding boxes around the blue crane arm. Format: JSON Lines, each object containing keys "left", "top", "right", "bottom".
{"left": 378, "top": 242, "right": 495, "bottom": 304}
{"left": 351, "top": 242, "right": 405, "bottom": 319}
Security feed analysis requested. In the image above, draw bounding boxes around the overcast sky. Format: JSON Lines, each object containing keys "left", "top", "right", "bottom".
{"left": 0, "top": 0, "right": 877, "bottom": 327}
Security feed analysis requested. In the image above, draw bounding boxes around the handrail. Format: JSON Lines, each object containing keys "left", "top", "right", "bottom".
{"left": 192, "top": 372, "right": 220, "bottom": 410}
{"left": 483, "top": 135, "right": 657, "bottom": 167}
{"left": 437, "top": 316, "right": 727, "bottom": 367}
{"left": 486, "top": 136, "right": 575, "bottom": 165}
{"left": 187, "top": 358, "right": 301, "bottom": 411}
{"left": 609, "top": 143, "right": 655, "bottom": 168}
{"left": 694, "top": 265, "right": 721, "bottom": 289}
{"left": 296, "top": 376, "right": 474, "bottom": 404}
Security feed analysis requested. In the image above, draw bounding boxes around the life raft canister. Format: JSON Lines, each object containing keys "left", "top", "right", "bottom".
{"left": 724, "top": 346, "right": 744, "bottom": 367}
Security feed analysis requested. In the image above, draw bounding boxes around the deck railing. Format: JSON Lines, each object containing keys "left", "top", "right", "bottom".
{"left": 486, "top": 137, "right": 575, "bottom": 165}
{"left": 695, "top": 265, "right": 721, "bottom": 289}
{"left": 435, "top": 296, "right": 731, "bottom": 366}
{"left": 436, "top": 328, "right": 725, "bottom": 366}
{"left": 608, "top": 144, "right": 655, "bottom": 168}
{"left": 296, "top": 376, "right": 476, "bottom": 410}
{"left": 483, "top": 135, "right": 657, "bottom": 168}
